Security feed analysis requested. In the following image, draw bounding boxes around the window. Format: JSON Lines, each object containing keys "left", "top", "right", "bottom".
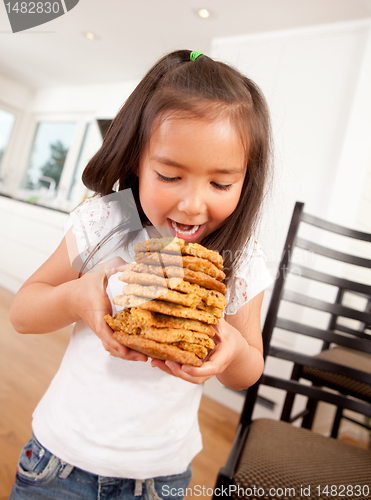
{"left": 0, "top": 109, "right": 16, "bottom": 177}
{"left": 68, "top": 122, "right": 92, "bottom": 201}
{"left": 21, "top": 121, "right": 76, "bottom": 198}
{"left": 9, "top": 115, "right": 104, "bottom": 211}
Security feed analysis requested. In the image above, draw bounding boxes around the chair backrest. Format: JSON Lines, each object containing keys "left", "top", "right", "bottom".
{"left": 240, "top": 201, "right": 371, "bottom": 427}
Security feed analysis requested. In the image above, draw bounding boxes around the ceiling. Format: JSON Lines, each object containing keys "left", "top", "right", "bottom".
{"left": 0, "top": 0, "right": 371, "bottom": 90}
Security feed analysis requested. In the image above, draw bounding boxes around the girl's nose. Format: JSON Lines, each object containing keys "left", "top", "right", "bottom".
{"left": 177, "top": 188, "right": 206, "bottom": 216}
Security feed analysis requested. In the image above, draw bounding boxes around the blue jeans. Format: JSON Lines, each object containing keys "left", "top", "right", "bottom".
{"left": 9, "top": 435, "right": 192, "bottom": 500}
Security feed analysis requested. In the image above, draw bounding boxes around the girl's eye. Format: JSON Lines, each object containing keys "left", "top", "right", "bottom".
{"left": 156, "top": 173, "right": 179, "bottom": 183}
{"left": 212, "top": 182, "right": 232, "bottom": 191}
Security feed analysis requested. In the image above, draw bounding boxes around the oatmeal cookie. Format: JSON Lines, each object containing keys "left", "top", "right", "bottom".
{"left": 105, "top": 311, "right": 214, "bottom": 349}
{"left": 119, "top": 270, "right": 226, "bottom": 309}
{"left": 181, "top": 243, "right": 223, "bottom": 270}
{"left": 125, "top": 263, "right": 227, "bottom": 294}
{"left": 196, "top": 302, "right": 224, "bottom": 319}
{"left": 134, "top": 237, "right": 184, "bottom": 255}
{"left": 130, "top": 309, "right": 215, "bottom": 336}
{"left": 104, "top": 310, "right": 139, "bottom": 335}
{"left": 134, "top": 238, "right": 223, "bottom": 270}
{"left": 112, "top": 331, "right": 203, "bottom": 367}
{"left": 120, "top": 284, "right": 202, "bottom": 308}
{"left": 134, "top": 252, "right": 225, "bottom": 281}
{"left": 113, "top": 296, "right": 218, "bottom": 324}
{"left": 139, "top": 326, "right": 215, "bottom": 349}
{"left": 180, "top": 268, "right": 227, "bottom": 294}
{"left": 173, "top": 341, "right": 209, "bottom": 359}
{"left": 119, "top": 269, "right": 169, "bottom": 288}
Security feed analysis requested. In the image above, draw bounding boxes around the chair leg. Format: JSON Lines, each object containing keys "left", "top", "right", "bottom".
{"left": 281, "top": 364, "right": 302, "bottom": 421}
{"left": 213, "top": 470, "right": 234, "bottom": 499}
{"left": 331, "top": 406, "right": 343, "bottom": 438}
{"left": 302, "top": 397, "right": 318, "bottom": 429}
{"left": 281, "top": 363, "right": 303, "bottom": 422}
{"left": 281, "top": 392, "right": 295, "bottom": 422}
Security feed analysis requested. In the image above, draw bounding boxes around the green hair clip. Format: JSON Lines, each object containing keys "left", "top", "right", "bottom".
{"left": 190, "top": 51, "right": 204, "bottom": 61}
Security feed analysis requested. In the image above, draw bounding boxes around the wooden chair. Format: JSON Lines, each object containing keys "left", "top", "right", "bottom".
{"left": 213, "top": 202, "right": 371, "bottom": 499}
{"left": 279, "top": 202, "right": 371, "bottom": 436}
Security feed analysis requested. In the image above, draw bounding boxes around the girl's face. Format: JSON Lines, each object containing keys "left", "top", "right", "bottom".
{"left": 138, "top": 114, "right": 246, "bottom": 243}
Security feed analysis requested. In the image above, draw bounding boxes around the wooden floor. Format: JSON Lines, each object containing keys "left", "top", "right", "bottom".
{"left": 0, "top": 286, "right": 239, "bottom": 500}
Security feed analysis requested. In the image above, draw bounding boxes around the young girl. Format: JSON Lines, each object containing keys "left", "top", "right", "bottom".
{"left": 9, "top": 50, "right": 273, "bottom": 500}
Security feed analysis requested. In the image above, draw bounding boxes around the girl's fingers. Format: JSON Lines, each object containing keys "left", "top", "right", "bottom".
{"left": 151, "top": 359, "right": 175, "bottom": 376}
{"left": 108, "top": 349, "right": 147, "bottom": 362}
{"left": 103, "top": 342, "right": 148, "bottom": 362}
{"left": 122, "top": 349, "right": 148, "bottom": 362}
{"left": 148, "top": 334, "right": 228, "bottom": 383}
{"left": 98, "top": 320, "right": 147, "bottom": 362}
{"left": 100, "top": 257, "right": 128, "bottom": 279}
{"left": 105, "top": 263, "right": 128, "bottom": 280}
{"left": 76, "top": 267, "right": 148, "bottom": 362}
{"left": 161, "top": 359, "right": 219, "bottom": 384}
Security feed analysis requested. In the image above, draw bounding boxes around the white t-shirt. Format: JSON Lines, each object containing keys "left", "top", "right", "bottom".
{"left": 32, "top": 196, "right": 273, "bottom": 479}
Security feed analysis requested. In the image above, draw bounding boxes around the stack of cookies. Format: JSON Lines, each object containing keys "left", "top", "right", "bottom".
{"left": 104, "top": 237, "right": 227, "bottom": 367}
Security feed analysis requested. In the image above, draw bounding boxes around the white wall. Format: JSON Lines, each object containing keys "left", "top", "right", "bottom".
{"left": 327, "top": 23, "right": 371, "bottom": 230}
{"left": 30, "top": 79, "right": 139, "bottom": 116}
{"left": 0, "top": 196, "right": 68, "bottom": 292}
{"left": 0, "top": 73, "right": 33, "bottom": 111}
{"left": 211, "top": 19, "right": 371, "bottom": 270}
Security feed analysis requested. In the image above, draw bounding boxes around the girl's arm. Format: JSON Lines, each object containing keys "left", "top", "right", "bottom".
{"left": 9, "top": 230, "right": 147, "bottom": 362}
{"left": 214, "top": 292, "right": 264, "bottom": 390}
{"left": 9, "top": 233, "right": 82, "bottom": 334}
{"left": 151, "top": 291, "right": 265, "bottom": 390}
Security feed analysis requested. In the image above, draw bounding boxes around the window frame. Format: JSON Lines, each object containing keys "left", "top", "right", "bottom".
{"left": 0, "top": 102, "right": 18, "bottom": 188}
{"left": 9, "top": 112, "right": 101, "bottom": 212}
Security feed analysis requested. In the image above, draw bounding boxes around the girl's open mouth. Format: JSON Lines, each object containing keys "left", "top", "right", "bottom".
{"left": 168, "top": 219, "right": 205, "bottom": 240}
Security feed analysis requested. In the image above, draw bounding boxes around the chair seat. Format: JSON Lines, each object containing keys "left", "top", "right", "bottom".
{"left": 302, "top": 346, "right": 371, "bottom": 403}
{"left": 233, "top": 419, "right": 371, "bottom": 499}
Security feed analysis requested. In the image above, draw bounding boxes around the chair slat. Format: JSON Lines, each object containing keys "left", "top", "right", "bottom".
{"left": 292, "top": 264, "right": 371, "bottom": 296}
{"left": 275, "top": 318, "right": 371, "bottom": 354}
{"left": 334, "top": 324, "right": 371, "bottom": 341}
{"left": 283, "top": 289, "right": 371, "bottom": 324}
{"left": 262, "top": 375, "right": 371, "bottom": 417}
{"left": 301, "top": 212, "right": 371, "bottom": 241}
{"left": 269, "top": 346, "right": 371, "bottom": 384}
{"left": 296, "top": 237, "right": 371, "bottom": 267}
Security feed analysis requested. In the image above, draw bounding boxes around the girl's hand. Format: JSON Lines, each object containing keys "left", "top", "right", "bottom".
{"left": 72, "top": 257, "right": 148, "bottom": 362}
{"left": 150, "top": 318, "right": 246, "bottom": 384}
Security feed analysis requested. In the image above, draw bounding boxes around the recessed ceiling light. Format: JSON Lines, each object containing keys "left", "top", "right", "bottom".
{"left": 84, "top": 32, "right": 96, "bottom": 40}
{"left": 198, "top": 8, "right": 210, "bottom": 19}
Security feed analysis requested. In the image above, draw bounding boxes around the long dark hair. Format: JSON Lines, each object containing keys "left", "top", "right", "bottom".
{"left": 81, "top": 50, "right": 272, "bottom": 280}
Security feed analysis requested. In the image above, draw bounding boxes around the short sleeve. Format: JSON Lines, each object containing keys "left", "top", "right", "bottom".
{"left": 66, "top": 196, "right": 125, "bottom": 270}
{"left": 225, "top": 240, "right": 273, "bottom": 315}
